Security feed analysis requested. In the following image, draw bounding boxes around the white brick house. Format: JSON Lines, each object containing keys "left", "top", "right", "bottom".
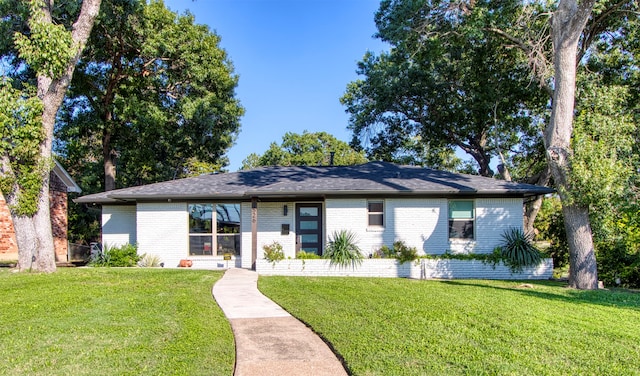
{"left": 75, "top": 162, "right": 553, "bottom": 270}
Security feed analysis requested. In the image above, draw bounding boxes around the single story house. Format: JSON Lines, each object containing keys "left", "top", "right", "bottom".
{"left": 74, "top": 161, "right": 553, "bottom": 270}
{"left": 1, "top": 160, "right": 82, "bottom": 262}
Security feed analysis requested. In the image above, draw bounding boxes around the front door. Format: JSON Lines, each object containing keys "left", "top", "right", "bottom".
{"left": 296, "top": 203, "right": 323, "bottom": 255}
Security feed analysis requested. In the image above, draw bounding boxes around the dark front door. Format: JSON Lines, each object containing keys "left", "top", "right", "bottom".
{"left": 296, "top": 203, "right": 323, "bottom": 255}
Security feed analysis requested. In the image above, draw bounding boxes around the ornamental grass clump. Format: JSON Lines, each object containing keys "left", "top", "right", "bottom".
{"left": 324, "top": 230, "right": 364, "bottom": 269}
{"left": 499, "top": 227, "right": 543, "bottom": 272}
{"left": 137, "top": 253, "right": 163, "bottom": 267}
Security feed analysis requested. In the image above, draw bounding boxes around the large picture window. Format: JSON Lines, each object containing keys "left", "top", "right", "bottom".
{"left": 368, "top": 200, "right": 384, "bottom": 227}
{"left": 216, "top": 203, "right": 240, "bottom": 256}
{"left": 448, "top": 200, "right": 474, "bottom": 239}
{"left": 189, "top": 203, "right": 240, "bottom": 256}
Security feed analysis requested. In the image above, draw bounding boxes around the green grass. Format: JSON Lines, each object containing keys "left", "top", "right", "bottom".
{"left": 0, "top": 268, "right": 234, "bottom": 376}
{"left": 259, "top": 277, "right": 640, "bottom": 375}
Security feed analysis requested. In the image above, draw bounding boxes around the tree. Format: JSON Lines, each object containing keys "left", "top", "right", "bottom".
{"left": 347, "top": 0, "right": 638, "bottom": 289}
{"left": 0, "top": 0, "right": 102, "bottom": 272}
{"left": 55, "top": 0, "right": 243, "bottom": 191}
{"left": 341, "top": 0, "right": 549, "bottom": 178}
{"left": 241, "top": 131, "right": 367, "bottom": 169}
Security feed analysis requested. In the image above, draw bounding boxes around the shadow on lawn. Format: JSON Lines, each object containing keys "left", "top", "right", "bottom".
{"left": 437, "top": 280, "right": 640, "bottom": 311}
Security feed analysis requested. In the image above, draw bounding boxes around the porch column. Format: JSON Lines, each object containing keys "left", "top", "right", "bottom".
{"left": 251, "top": 197, "right": 257, "bottom": 270}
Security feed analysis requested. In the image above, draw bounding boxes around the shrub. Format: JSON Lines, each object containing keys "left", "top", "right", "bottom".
{"left": 393, "top": 241, "right": 419, "bottom": 264}
{"left": 534, "top": 197, "right": 569, "bottom": 267}
{"left": 377, "top": 245, "right": 396, "bottom": 258}
{"left": 263, "top": 241, "right": 285, "bottom": 264}
{"left": 138, "top": 253, "right": 163, "bottom": 267}
{"left": 374, "top": 241, "right": 419, "bottom": 264}
{"left": 89, "top": 243, "right": 140, "bottom": 267}
{"left": 499, "top": 228, "right": 543, "bottom": 272}
{"left": 296, "top": 251, "right": 321, "bottom": 259}
{"left": 597, "top": 240, "right": 640, "bottom": 288}
{"left": 324, "top": 230, "right": 363, "bottom": 268}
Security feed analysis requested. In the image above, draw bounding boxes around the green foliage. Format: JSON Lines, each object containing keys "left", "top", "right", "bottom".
{"left": 0, "top": 268, "right": 234, "bottom": 375}
{"left": 137, "top": 253, "right": 163, "bottom": 267}
{"left": 534, "top": 197, "right": 569, "bottom": 268}
{"left": 0, "top": 78, "right": 46, "bottom": 216}
{"left": 90, "top": 243, "right": 140, "bottom": 267}
{"left": 241, "top": 130, "right": 367, "bottom": 169}
{"left": 296, "top": 251, "right": 321, "bottom": 259}
{"left": 430, "top": 248, "right": 504, "bottom": 269}
{"left": 13, "top": 0, "right": 74, "bottom": 78}
{"left": 376, "top": 244, "right": 397, "bottom": 258}
{"left": 260, "top": 277, "right": 640, "bottom": 375}
{"left": 569, "top": 77, "right": 636, "bottom": 207}
{"left": 263, "top": 241, "right": 285, "bottom": 264}
{"left": 499, "top": 228, "right": 543, "bottom": 272}
{"left": 55, "top": 0, "right": 243, "bottom": 191}
{"left": 597, "top": 241, "right": 640, "bottom": 288}
{"left": 341, "top": 0, "right": 548, "bottom": 175}
{"left": 324, "top": 230, "right": 364, "bottom": 268}
{"left": 395, "top": 241, "right": 419, "bottom": 264}
{"left": 375, "top": 241, "right": 419, "bottom": 264}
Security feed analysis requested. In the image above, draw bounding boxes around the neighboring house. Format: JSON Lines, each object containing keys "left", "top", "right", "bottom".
{"left": 74, "top": 162, "right": 553, "bottom": 270}
{"left": 0, "top": 160, "right": 82, "bottom": 262}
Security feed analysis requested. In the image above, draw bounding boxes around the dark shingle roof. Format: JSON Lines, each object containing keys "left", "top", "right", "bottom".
{"left": 74, "top": 161, "right": 554, "bottom": 204}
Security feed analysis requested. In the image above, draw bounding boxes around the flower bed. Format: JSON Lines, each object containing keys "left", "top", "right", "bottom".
{"left": 255, "top": 258, "right": 553, "bottom": 280}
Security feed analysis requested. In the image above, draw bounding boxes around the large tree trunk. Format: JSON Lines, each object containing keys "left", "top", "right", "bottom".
{"left": 14, "top": 0, "right": 102, "bottom": 272}
{"left": 546, "top": 0, "right": 598, "bottom": 289}
{"left": 524, "top": 165, "right": 551, "bottom": 235}
{"left": 103, "top": 127, "right": 117, "bottom": 191}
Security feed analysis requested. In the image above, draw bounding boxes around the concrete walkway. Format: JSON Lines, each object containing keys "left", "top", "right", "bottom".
{"left": 212, "top": 268, "right": 348, "bottom": 376}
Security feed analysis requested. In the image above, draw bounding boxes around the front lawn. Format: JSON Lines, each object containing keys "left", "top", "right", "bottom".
{"left": 259, "top": 277, "right": 640, "bottom": 375}
{"left": 0, "top": 268, "right": 234, "bottom": 376}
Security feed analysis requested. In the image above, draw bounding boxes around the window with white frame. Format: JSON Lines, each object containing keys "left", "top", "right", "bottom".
{"left": 368, "top": 200, "right": 384, "bottom": 227}
{"left": 188, "top": 203, "right": 240, "bottom": 256}
{"left": 448, "top": 200, "right": 474, "bottom": 239}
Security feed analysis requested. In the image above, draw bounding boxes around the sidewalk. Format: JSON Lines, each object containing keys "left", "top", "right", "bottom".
{"left": 212, "top": 268, "right": 348, "bottom": 376}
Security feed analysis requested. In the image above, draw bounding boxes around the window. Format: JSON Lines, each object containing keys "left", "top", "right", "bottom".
{"left": 216, "top": 203, "right": 240, "bottom": 256}
{"left": 368, "top": 200, "right": 384, "bottom": 227}
{"left": 189, "top": 204, "right": 213, "bottom": 255}
{"left": 448, "top": 200, "right": 474, "bottom": 239}
{"left": 189, "top": 203, "right": 241, "bottom": 256}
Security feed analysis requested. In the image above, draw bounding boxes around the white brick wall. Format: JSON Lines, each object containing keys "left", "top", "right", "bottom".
{"left": 325, "top": 198, "right": 450, "bottom": 257}
{"left": 136, "top": 202, "right": 188, "bottom": 268}
{"left": 449, "top": 198, "right": 523, "bottom": 254}
{"left": 240, "top": 201, "right": 296, "bottom": 268}
{"left": 102, "top": 205, "right": 136, "bottom": 247}
{"left": 256, "top": 258, "right": 553, "bottom": 280}
{"left": 258, "top": 202, "right": 297, "bottom": 257}
{"left": 325, "top": 198, "right": 385, "bottom": 256}
{"left": 386, "top": 198, "right": 449, "bottom": 255}
{"left": 476, "top": 198, "right": 523, "bottom": 252}
{"left": 114, "top": 197, "right": 523, "bottom": 269}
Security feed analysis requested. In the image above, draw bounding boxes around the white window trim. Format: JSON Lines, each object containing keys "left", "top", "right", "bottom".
{"left": 448, "top": 200, "right": 475, "bottom": 240}
{"left": 367, "top": 200, "right": 385, "bottom": 229}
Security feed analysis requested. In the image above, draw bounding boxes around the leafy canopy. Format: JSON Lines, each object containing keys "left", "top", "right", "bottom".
{"left": 241, "top": 131, "right": 367, "bottom": 169}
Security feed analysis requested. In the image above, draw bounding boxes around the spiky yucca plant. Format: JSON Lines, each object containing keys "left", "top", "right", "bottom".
{"left": 324, "top": 230, "right": 364, "bottom": 269}
{"left": 499, "top": 228, "right": 543, "bottom": 272}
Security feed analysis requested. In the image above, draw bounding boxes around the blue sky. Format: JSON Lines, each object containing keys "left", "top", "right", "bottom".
{"left": 163, "top": 0, "right": 388, "bottom": 171}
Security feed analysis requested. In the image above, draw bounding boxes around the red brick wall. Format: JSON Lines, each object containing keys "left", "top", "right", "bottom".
{"left": 1, "top": 170, "right": 70, "bottom": 262}
{"left": 50, "top": 190, "right": 69, "bottom": 262}
{"left": 0, "top": 194, "right": 18, "bottom": 260}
